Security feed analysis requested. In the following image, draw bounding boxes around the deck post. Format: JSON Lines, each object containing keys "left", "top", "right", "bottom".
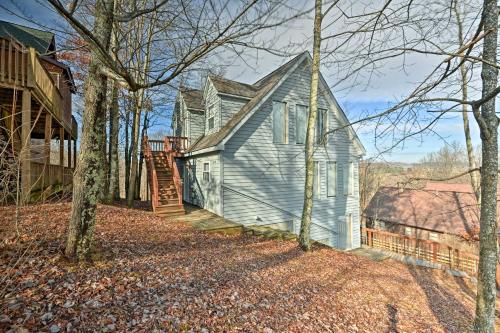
{"left": 59, "top": 127, "right": 64, "bottom": 184}
{"left": 21, "top": 89, "right": 31, "bottom": 204}
{"left": 59, "top": 128, "right": 64, "bottom": 166}
{"left": 67, "top": 136, "right": 72, "bottom": 168}
{"left": 44, "top": 113, "right": 52, "bottom": 188}
{"left": 73, "top": 138, "right": 77, "bottom": 168}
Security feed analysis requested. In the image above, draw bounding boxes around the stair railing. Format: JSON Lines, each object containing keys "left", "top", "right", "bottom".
{"left": 163, "top": 136, "right": 184, "bottom": 206}
{"left": 142, "top": 136, "right": 159, "bottom": 211}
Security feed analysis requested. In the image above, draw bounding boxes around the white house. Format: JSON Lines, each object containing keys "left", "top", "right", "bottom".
{"left": 172, "top": 52, "right": 365, "bottom": 250}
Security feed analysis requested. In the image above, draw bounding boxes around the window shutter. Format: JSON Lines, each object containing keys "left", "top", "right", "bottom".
{"left": 273, "top": 101, "right": 286, "bottom": 143}
{"left": 327, "top": 161, "right": 336, "bottom": 197}
{"left": 295, "top": 105, "right": 308, "bottom": 144}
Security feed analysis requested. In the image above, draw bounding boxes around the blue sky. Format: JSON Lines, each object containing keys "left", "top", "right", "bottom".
{"left": 0, "top": 0, "right": 485, "bottom": 163}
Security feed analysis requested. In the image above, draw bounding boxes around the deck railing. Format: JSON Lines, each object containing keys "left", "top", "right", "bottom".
{"left": 0, "top": 38, "right": 27, "bottom": 86}
{"left": 0, "top": 38, "right": 73, "bottom": 135}
{"left": 30, "top": 162, "right": 73, "bottom": 192}
{"left": 163, "top": 136, "right": 186, "bottom": 206}
{"left": 361, "top": 227, "right": 485, "bottom": 276}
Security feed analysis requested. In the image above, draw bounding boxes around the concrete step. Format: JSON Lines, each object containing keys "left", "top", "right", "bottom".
{"left": 244, "top": 225, "right": 297, "bottom": 241}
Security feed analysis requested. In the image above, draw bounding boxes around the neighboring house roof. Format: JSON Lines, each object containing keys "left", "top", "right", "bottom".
{"left": 180, "top": 87, "right": 204, "bottom": 111}
{"left": 187, "top": 52, "right": 365, "bottom": 155}
{"left": 363, "top": 184, "right": 500, "bottom": 237}
{"left": 208, "top": 75, "right": 258, "bottom": 99}
{"left": 0, "top": 20, "right": 55, "bottom": 54}
{"left": 40, "top": 55, "right": 77, "bottom": 93}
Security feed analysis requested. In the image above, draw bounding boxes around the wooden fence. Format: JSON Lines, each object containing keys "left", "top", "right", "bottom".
{"left": 361, "top": 227, "right": 480, "bottom": 275}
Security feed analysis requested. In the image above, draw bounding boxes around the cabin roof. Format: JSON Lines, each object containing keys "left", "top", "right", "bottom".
{"left": 187, "top": 52, "right": 306, "bottom": 153}
{"left": 363, "top": 183, "right": 500, "bottom": 237}
{"left": 0, "top": 20, "right": 55, "bottom": 54}
{"left": 180, "top": 87, "right": 204, "bottom": 111}
{"left": 208, "top": 75, "right": 258, "bottom": 99}
{"left": 186, "top": 51, "right": 365, "bottom": 155}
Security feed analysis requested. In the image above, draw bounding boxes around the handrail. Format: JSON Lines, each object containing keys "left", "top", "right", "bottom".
{"left": 221, "top": 184, "right": 336, "bottom": 234}
{"left": 164, "top": 136, "right": 183, "bottom": 206}
{"left": 143, "top": 136, "right": 159, "bottom": 211}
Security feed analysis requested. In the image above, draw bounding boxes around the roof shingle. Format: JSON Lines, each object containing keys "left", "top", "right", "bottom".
{"left": 0, "top": 20, "right": 54, "bottom": 54}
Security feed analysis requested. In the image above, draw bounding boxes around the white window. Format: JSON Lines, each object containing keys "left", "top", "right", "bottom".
{"left": 405, "top": 227, "right": 412, "bottom": 236}
{"left": 429, "top": 232, "right": 439, "bottom": 242}
{"left": 343, "top": 162, "right": 354, "bottom": 196}
{"left": 327, "top": 161, "right": 336, "bottom": 197}
{"left": 295, "top": 104, "right": 308, "bottom": 144}
{"left": 313, "top": 161, "right": 321, "bottom": 198}
{"left": 316, "top": 108, "right": 327, "bottom": 144}
{"left": 207, "top": 105, "right": 215, "bottom": 131}
{"left": 272, "top": 101, "right": 287, "bottom": 143}
{"left": 203, "top": 162, "right": 210, "bottom": 182}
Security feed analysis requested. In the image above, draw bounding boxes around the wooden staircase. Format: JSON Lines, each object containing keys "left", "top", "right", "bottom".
{"left": 143, "top": 136, "right": 188, "bottom": 217}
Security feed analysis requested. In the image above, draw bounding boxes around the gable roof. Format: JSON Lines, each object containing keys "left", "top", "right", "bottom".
{"left": 0, "top": 20, "right": 55, "bottom": 54}
{"left": 208, "top": 75, "right": 258, "bottom": 99}
{"left": 363, "top": 184, "right": 500, "bottom": 237}
{"left": 187, "top": 52, "right": 365, "bottom": 155}
{"left": 180, "top": 87, "right": 204, "bottom": 111}
{"left": 188, "top": 52, "right": 306, "bottom": 153}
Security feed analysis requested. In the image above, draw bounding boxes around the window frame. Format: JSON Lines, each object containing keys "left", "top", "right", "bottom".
{"left": 272, "top": 101, "right": 288, "bottom": 144}
{"left": 429, "top": 232, "right": 439, "bottom": 242}
{"left": 316, "top": 108, "right": 328, "bottom": 144}
{"left": 327, "top": 161, "right": 337, "bottom": 197}
{"left": 343, "top": 161, "right": 354, "bottom": 196}
{"left": 207, "top": 104, "right": 216, "bottom": 131}
{"left": 295, "top": 104, "right": 308, "bottom": 144}
{"left": 202, "top": 162, "right": 210, "bottom": 182}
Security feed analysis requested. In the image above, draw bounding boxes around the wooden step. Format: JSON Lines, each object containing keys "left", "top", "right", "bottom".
{"left": 155, "top": 203, "right": 185, "bottom": 217}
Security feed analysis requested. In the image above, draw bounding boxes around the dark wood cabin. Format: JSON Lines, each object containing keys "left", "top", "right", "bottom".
{"left": 0, "top": 20, "right": 77, "bottom": 203}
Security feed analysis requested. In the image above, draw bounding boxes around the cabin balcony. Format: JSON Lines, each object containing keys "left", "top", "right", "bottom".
{"left": 0, "top": 37, "right": 77, "bottom": 202}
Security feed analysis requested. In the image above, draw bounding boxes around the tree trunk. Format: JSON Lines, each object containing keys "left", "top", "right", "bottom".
{"left": 137, "top": 111, "right": 149, "bottom": 200}
{"left": 455, "top": 2, "right": 481, "bottom": 203}
{"left": 474, "top": 0, "right": 498, "bottom": 330}
{"left": 65, "top": 0, "right": 114, "bottom": 261}
{"left": 124, "top": 100, "right": 131, "bottom": 198}
{"left": 299, "top": 0, "right": 322, "bottom": 252}
{"left": 99, "top": 97, "right": 109, "bottom": 202}
{"left": 107, "top": 80, "right": 120, "bottom": 202}
{"left": 126, "top": 92, "right": 142, "bottom": 207}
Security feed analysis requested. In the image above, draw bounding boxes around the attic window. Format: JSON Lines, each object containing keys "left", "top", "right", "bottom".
{"left": 208, "top": 104, "right": 215, "bottom": 130}
{"left": 295, "top": 104, "right": 308, "bottom": 144}
{"left": 316, "top": 108, "right": 327, "bottom": 144}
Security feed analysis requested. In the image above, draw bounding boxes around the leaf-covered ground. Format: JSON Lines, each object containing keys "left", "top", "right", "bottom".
{"left": 0, "top": 202, "right": 498, "bottom": 332}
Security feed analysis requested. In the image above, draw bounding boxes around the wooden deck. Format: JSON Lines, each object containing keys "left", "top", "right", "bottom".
{"left": 0, "top": 37, "right": 76, "bottom": 137}
{"left": 0, "top": 37, "right": 77, "bottom": 203}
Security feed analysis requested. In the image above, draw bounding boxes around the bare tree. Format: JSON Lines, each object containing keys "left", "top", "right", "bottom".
{"left": 299, "top": 0, "right": 323, "bottom": 251}
{"left": 64, "top": 0, "right": 115, "bottom": 260}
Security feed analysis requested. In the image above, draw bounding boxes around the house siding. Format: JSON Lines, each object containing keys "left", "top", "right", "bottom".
{"left": 221, "top": 59, "right": 362, "bottom": 250}
{"left": 182, "top": 152, "right": 222, "bottom": 215}
{"left": 188, "top": 109, "right": 204, "bottom": 144}
{"left": 220, "top": 95, "right": 248, "bottom": 126}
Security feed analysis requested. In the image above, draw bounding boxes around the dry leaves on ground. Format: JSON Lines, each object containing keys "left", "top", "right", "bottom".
{"left": 0, "top": 202, "right": 498, "bottom": 332}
